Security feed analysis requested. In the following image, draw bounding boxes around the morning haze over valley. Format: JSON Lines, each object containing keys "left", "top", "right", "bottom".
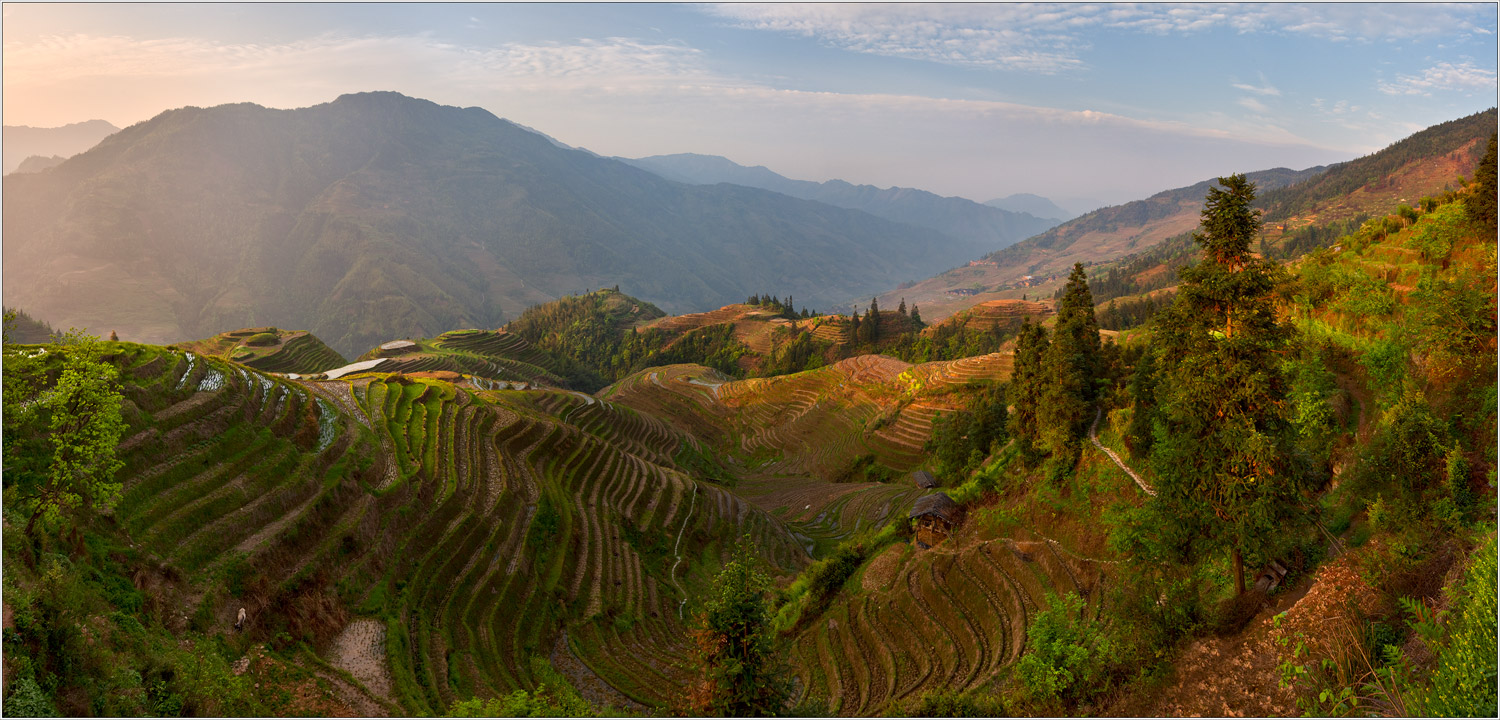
{"left": 2, "top": 3, "right": 1497, "bottom": 718}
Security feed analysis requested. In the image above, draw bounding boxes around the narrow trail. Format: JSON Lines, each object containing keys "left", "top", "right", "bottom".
{"left": 671, "top": 482, "right": 699, "bottom": 619}
{"left": 1089, "top": 406, "right": 1155, "bottom": 497}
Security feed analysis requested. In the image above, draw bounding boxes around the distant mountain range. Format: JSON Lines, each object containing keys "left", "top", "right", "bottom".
{"left": 622, "top": 152, "right": 1062, "bottom": 257}
{"left": 2, "top": 119, "right": 119, "bottom": 174}
{"left": 2, "top": 92, "right": 988, "bottom": 357}
{"left": 983, "top": 193, "right": 1074, "bottom": 222}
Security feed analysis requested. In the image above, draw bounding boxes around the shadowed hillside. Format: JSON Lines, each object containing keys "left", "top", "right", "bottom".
{"left": 3, "top": 92, "right": 973, "bottom": 357}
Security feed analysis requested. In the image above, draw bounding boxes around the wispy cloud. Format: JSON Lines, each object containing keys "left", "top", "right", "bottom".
{"left": 703, "top": 4, "right": 1090, "bottom": 73}
{"left": 705, "top": 3, "right": 1495, "bottom": 72}
{"left": 1237, "top": 97, "right": 1269, "bottom": 113}
{"left": 1377, "top": 60, "right": 1497, "bottom": 96}
{"left": 1232, "top": 74, "right": 1280, "bottom": 97}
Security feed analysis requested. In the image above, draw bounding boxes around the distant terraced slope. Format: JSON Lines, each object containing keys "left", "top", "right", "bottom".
{"left": 326, "top": 329, "right": 568, "bottom": 387}
{"left": 101, "top": 341, "right": 809, "bottom": 715}
{"left": 177, "top": 327, "right": 347, "bottom": 374}
{"left": 930, "top": 299, "right": 1053, "bottom": 333}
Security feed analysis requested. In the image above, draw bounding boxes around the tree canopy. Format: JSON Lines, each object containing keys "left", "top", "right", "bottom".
{"left": 2, "top": 330, "right": 127, "bottom": 535}
{"left": 1147, "top": 174, "right": 1301, "bottom": 594}
{"left": 687, "top": 540, "right": 792, "bottom": 716}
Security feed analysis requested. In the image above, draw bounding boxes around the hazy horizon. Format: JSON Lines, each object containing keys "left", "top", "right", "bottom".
{"left": 4, "top": 2, "right": 1496, "bottom": 206}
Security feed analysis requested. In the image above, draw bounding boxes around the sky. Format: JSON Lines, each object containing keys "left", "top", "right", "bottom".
{"left": 3, "top": 2, "right": 1496, "bottom": 210}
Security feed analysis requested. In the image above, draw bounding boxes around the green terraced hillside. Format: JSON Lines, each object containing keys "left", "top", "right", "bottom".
{"left": 177, "top": 327, "right": 348, "bottom": 374}
{"left": 84, "top": 341, "right": 810, "bottom": 715}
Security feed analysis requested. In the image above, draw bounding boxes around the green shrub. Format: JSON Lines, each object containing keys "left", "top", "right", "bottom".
{"left": 1016, "top": 591, "right": 1113, "bottom": 703}
{"left": 1421, "top": 535, "right": 1498, "bottom": 717}
{"left": 245, "top": 332, "right": 279, "bottom": 347}
{"left": 3, "top": 676, "right": 56, "bottom": 717}
{"left": 909, "top": 687, "right": 1010, "bottom": 717}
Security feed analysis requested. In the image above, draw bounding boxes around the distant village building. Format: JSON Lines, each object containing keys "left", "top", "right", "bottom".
{"left": 910, "top": 492, "right": 963, "bottom": 548}
{"left": 912, "top": 470, "right": 938, "bottom": 489}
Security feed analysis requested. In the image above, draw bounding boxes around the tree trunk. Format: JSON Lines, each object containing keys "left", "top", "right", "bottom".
{"left": 1232, "top": 547, "right": 1245, "bottom": 596}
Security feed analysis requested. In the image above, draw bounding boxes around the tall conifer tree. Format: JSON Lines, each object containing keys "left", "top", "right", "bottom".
{"left": 1037, "top": 263, "right": 1101, "bottom": 457}
{"left": 1149, "top": 174, "right": 1298, "bottom": 595}
{"left": 1008, "top": 319, "right": 1049, "bottom": 458}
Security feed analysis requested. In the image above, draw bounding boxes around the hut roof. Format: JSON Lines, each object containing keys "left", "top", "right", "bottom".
{"left": 912, "top": 470, "right": 938, "bottom": 489}
{"left": 909, "top": 492, "right": 962, "bottom": 524}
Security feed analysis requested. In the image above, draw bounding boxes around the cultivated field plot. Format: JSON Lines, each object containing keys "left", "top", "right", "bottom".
{"left": 792, "top": 538, "right": 1108, "bottom": 716}
{"left": 175, "top": 327, "right": 348, "bottom": 374}
{"left": 103, "top": 344, "right": 809, "bottom": 715}
{"left": 330, "top": 329, "right": 568, "bottom": 387}
{"left": 603, "top": 353, "right": 1014, "bottom": 482}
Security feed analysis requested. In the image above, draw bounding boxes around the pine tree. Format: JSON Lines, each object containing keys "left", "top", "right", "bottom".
{"left": 1036, "top": 264, "right": 1101, "bottom": 458}
{"left": 1007, "top": 319, "right": 1049, "bottom": 458}
{"left": 860, "top": 297, "right": 881, "bottom": 343}
{"left": 898, "top": 298, "right": 908, "bottom": 316}
{"left": 1125, "top": 348, "right": 1157, "bottom": 460}
{"left": 910, "top": 304, "right": 923, "bottom": 327}
{"left": 1149, "top": 174, "right": 1298, "bottom": 595}
{"left": 1467, "top": 132, "right": 1497, "bottom": 233}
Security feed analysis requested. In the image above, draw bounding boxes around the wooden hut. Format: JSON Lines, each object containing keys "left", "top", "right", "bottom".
{"left": 912, "top": 470, "right": 938, "bottom": 489}
{"left": 909, "top": 492, "right": 963, "bottom": 548}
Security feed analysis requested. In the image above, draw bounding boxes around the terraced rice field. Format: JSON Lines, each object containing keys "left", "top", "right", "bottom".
{"left": 604, "top": 353, "right": 1012, "bottom": 483}
{"left": 935, "top": 299, "right": 1053, "bottom": 334}
{"left": 792, "top": 538, "right": 1107, "bottom": 715}
{"left": 103, "top": 343, "right": 810, "bottom": 715}
{"left": 176, "top": 328, "right": 348, "bottom": 374}
{"left": 100, "top": 335, "right": 1065, "bottom": 716}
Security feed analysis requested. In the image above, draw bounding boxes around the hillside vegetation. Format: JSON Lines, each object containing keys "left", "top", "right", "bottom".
{"left": 882, "top": 109, "right": 1495, "bottom": 324}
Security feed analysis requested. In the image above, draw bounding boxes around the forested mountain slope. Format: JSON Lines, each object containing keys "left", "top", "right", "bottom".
{"left": 3, "top": 92, "right": 970, "bottom": 357}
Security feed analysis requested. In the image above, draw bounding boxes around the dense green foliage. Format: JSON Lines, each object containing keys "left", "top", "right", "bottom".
{"left": 1038, "top": 263, "right": 1101, "bottom": 459}
{"left": 1007, "top": 319, "right": 1048, "bottom": 459}
{"left": 4, "top": 332, "right": 127, "bottom": 535}
{"left": 1098, "top": 292, "right": 1173, "bottom": 331}
{"left": 1466, "top": 132, "right": 1497, "bottom": 233}
{"left": 1420, "top": 534, "right": 1498, "bottom": 717}
{"left": 688, "top": 541, "right": 792, "bottom": 716}
{"left": 882, "top": 318, "right": 1007, "bottom": 365}
{"left": 1016, "top": 592, "right": 1114, "bottom": 704}
{"left": 925, "top": 383, "right": 1008, "bottom": 483}
{"left": 1149, "top": 174, "right": 1302, "bottom": 593}
{"left": 448, "top": 657, "right": 596, "bottom": 717}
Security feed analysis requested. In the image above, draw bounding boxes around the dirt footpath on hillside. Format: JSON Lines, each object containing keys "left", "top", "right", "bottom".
{"left": 1105, "top": 589, "right": 1307, "bottom": 717}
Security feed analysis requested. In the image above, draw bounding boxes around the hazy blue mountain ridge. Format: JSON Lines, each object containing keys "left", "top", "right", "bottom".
{"left": 2, "top": 92, "right": 975, "bottom": 357}
{"left": 624, "top": 152, "right": 1061, "bottom": 254}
